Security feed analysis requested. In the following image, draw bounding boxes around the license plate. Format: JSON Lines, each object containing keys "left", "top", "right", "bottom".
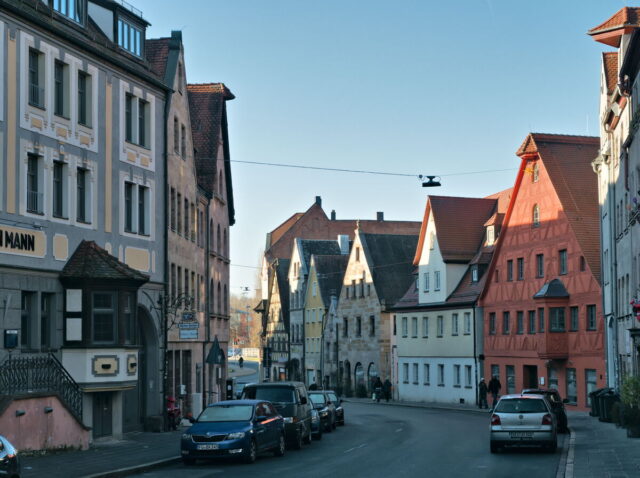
{"left": 197, "top": 444, "right": 219, "bottom": 450}
{"left": 509, "top": 431, "right": 533, "bottom": 438}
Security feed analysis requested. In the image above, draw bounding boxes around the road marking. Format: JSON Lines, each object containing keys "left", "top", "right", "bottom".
{"left": 395, "top": 428, "right": 403, "bottom": 433}
{"left": 344, "top": 443, "right": 367, "bottom": 453}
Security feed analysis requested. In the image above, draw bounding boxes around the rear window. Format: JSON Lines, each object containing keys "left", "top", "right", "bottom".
{"left": 309, "top": 393, "right": 326, "bottom": 405}
{"left": 328, "top": 393, "right": 338, "bottom": 402}
{"left": 495, "top": 398, "right": 548, "bottom": 414}
{"left": 243, "top": 387, "right": 296, "bottom": 403}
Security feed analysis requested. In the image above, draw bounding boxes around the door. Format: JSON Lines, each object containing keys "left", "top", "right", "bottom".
{"left": 523, "top": 365, "right": 538, "bottom": 389}
{"left": 93, "top": 392, "right": 113, "bottom": 438}
{"left": 254, "top": 402, "right": 271, "bottom": 450}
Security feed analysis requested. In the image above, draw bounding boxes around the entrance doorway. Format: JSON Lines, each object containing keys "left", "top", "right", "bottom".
{"left": 523, "top": 365, "right": 538, "bottom": 389}
{"left": 93, "top": 392, "right": 113, "bottom": 438}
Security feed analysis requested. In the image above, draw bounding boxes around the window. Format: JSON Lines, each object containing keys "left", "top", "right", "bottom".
{"left": 174, "top": 117, "right": 179, "bottom": 153}
{"left": 52, "top": 161, "right": 66, "bottom": 218}
{"left": 125, "top": 95, "right": 150, "bottom": 147}
{"left": 413, "top": 363, "right": 419, "bottom": 384}
{"left": 437, "top": 364, "right": 445, "bottom": 386}
{"left": 411, "top": 317, "right": 418, "bottom": 338}
{"left": 78, "top": 71, "right": 91, "bottom": 126}
{"left": 580, "top": 256, "right": 586, "bottom": 272}
{"left": 54, "top": 60, "right": 68, "bottom": 117}
{"left": 403, "top": 363, "right": 409, "bottom": 383}
{"left": 27, "top": 154, "right": 42, "bottom": 214}
{"left": 532, "top": 204, "right": 540, "bottom": 227}
{"left": 517, "top": 258, "right": 524, "bottom": 280}
{"left": 550, "top": 307, "right": 565, "bottom": 332}
{"left": 559, "top": 249, "right": 568, "bottom": 275}
{"left": 423, "top": 272, "right": 430, "bottom": 292}
{"left": 40, "top": 293, "right": 53, "bottom": 349}
{"left": 21, "top": 292, "right": 34, "bottom": 348}
{"left": 138, "top": 185, "right": 148, "bottom": 235}
{"left": 471, "top": 265, "right": 479, "bottom": 282}
{"left": 486, "top": 226, "right": 495, "bottom": 246}
{"left": 506, "top": 365, "right": 515, "bottom": 394}
{"left": 369, "top": 316, "right": 375, "bottom": 336}
{"left": 92, "top": 292, "right": 116, "bottom": 343}
{"left": 125, "top": 94, "right": 133, "bottom": 142}
{"left": 548, "top": 368, "right": 558, "bottom": 390}
{"left": 429, "top": 232, "right": 435, "bottom": 250}
{"left": 502, "top": 311, "right": 510, "bottom": 334}
{"left": 491, "top": 364, "right": 500, "bottom": 381}
{"left": 465, "top": 365, "right": 472, "bottom": 387}
{"left": 355, "top": 247, "right": 360, "bottom": 262}
{"left": 454, "top": 365, "right": 461, "bottom": 387}
{"left": 76, "top": 168, "right": 88, "bottom": 223}
{"left": 29, "top": 49, "right": 44, "bottom": 108}
{"left": 528, "top": 310, "right": 536, "bottom": 334}
{"left": 402, "top": 317, "right": 408, "bottom": 337}
{"left": 516, "top": 311, "right": 524, "bottom": 334}
{"left": 181, "top": 124, "right": 186, "bottom": 157}
{"left": 124, "top": 182, "right": 134, "bottom": 232}
{"left": 434, "top": 271, "right": 441, "bottom": 291}
{"left": 463, "top": 312, "right": 471, "bottom": 335}
{"left": 538, "top": 308, "right": 545, "bottom": 332}
{"left": 123, "top": 292, "right": 136, "bottom": 345}
{"left": 437, "top": 316, "right": 444, "bottom": 337}
{"left": 356, "top": 317, "right": 361, "bottom": 337}
{"left": 585, "top": 369, "right": 597, "bottom": 408}
{"left": 422, "top": 316, "right": 429, "bottom": 337}
{"left": 138, "top": 99, "right": 148, "bottom": 147}
{"left": 570, "top": 306, "right": 579, "bottom": 331}
{"left": 117, "top": 18, "right": 143, "bottom": 56}
{"left": 170, "top": 188, "right": 176, "bottom": 231}
{"left": 424, "top": 364, "right": 430, "bottom": 385}
{"left": 532, "top": 162, "right": 539, "bottom": 182}
{"left": 53, "top": 0, "right": 84, "bottom": 23}
{"left": 587, "top": 305, "right": 597, "bottom": 331}
{"left": 451, "top": 314, "right": 458, "bottom": 336}
{"left": 489, "top": 312, "right": 496, "bottom": 335}
{"left": 536, "top": 253, "right": 544, "bottom": 277}
{"left": 343, "top": 318, "right": 348, "bottom": 337}
{"left": 566, "top": 368, "right": 577, "bottom": 404}
{"left": 506, "top": 260, "right": 513, "bottom": 281}
{"left": 184, "top": 199, "right": 189, "bottom": 237}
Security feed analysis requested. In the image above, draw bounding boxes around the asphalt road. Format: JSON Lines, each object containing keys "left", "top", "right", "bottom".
{"left": 132, "top": 402, "right": 564, "bottom": 478}
{"left": 228, "top": 359, "right": 260, "bottom": 396}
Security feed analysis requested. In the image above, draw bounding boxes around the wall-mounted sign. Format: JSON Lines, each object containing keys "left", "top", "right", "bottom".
{"left": 178, "top": 322, "right": 199, "bottom": 329}
{"left": 0, "top": 225, "right": 46, "bottom": 258}
{"left": 182, "top": 312, "right": 195, "bottom": 321}
{"left": 179, "top": 329, "right": 198, "bottom": 340}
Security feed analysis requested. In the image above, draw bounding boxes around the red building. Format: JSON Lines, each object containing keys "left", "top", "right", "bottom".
{"left": 479, "top": 133, "right": 605, "bottom": 411}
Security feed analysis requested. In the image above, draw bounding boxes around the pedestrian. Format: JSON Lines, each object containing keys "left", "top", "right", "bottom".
{"left": 478, "top": 378, "right": 488, "bottom": 409}
{"left": 488, "top": 375, "right": 502, "bottom": 408}
{"left": 383, "top": 377, "right": 392, "bottom": 402}
{"left": 373, "top": 376, "right": 383, "bottom": 403}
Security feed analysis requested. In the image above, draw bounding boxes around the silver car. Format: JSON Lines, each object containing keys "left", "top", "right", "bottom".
{"left": 490, "top": 394, "right": 557, "bottom": 453}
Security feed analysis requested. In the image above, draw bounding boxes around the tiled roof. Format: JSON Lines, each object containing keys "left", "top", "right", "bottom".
{"left": 145, "top": 37, "right": 170, "bottom": 80}
{"left": 360, "top": 233, "right": 419, "bottom": 308}
{"left": 270, "top": 213, "right": 305, "bottom": 247}
{"left": 485, "top": 188, "right": 512, "bottom": 214}
{"left": 313, "top": 254, "right": 349, "bottom": 306}
{"left": 533, "top": 278, "right": 570, "bottom": 299}
{"left": 391, "top": 282, "right": 419, "bottom": 310}
{"left": 446, "top": 265, "right": 487, "bottom": 305}
{"left": 588, "top": 7, "right": 640, "bottom": 47}
{"left": 299, "top": 239, "right": 343, "bottom": 272}
{"left": 603, "top": 52, "right": 619, "bottom": 95}
{"left": 516, "top": 133, "right": 601, "bottom": 283}
{"left": 61, "top": 241, "right": 149, "bottom": 283}
{"left": 275, "top": 259, "right": 291, "bottom": 330}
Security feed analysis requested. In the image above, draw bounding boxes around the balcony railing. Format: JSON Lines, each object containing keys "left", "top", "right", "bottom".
{"left": 29, "top": 84, "right": 44, "bottom": 108}
{"left": 27, "top": 190, "right": 43, "bottom": 214}
{"left": 0, "top": 353, "right": 83, "bottom": 423}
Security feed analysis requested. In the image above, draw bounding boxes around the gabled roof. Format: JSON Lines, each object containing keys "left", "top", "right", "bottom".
{"left": 145, "top": 37, "right": 170, "bottom": 81}
{"left": 187, "top": 82, "right": 236, "bottom": 225}
{"left": 446, "top": 261, "right": 490, "bottom": 305}
{"left": 603, "top": 52, "right": 619, "bottom": 95}
{"left": 588, "top": 7, "right": 640, "bottom": 47}
{"left": 313, "top": 254, "right": 349, "bottom": 306}
{"left": 360, "top": 233, "right": 419, "bottom": 308}
{"left": 298, "top": 239, "right": 343, "bottom": 272}
{"left": 274, "top": 259, "right": 291, "bottom": 330}
{"left": 533, "top": 279, "right": 570, "bottom": 299}
{"left": 391, "top": 281, "right": 419, "bottom": 310}
{"left": 61, "top": 241, "right": 149, "bottom": 283}
{"left": 413, "top": 196, "right": 499, "bottom": 265}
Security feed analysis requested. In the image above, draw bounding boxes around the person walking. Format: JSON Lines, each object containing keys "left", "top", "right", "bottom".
{"left": 383, "top": 378, "right": 392, "bottom": 402}
{"left": 373, "top": 376, "right": 383, "bottom": 403}
{"left": 478, "top": 378, "right": 489, "bottom": 409}
{"left": 488, "top": 375, "right": 502, "bottom": 408}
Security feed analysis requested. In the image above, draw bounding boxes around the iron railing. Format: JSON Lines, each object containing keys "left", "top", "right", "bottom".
{"left": 0, "top": 353, "right": 83, "bottom": 422}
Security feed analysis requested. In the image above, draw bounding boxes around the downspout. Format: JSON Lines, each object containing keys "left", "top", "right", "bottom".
{"left": 473, "top": 305, "right": 478, "bottom": 407}
{"left": 204, "top": 198, "right": 211, "bottom": 408}
{"left": 302, "top": 307, "right": 306, "bottom": 384}
{"left": 162, "top": 87, "right": 172, "bottom": 427}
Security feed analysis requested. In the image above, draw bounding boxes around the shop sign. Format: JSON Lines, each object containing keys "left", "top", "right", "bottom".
{"left": 179, "top": 329, "right": 198, "bottom": 340}
{"left": 0, "top": 225, "right": 46, "bottom": 257}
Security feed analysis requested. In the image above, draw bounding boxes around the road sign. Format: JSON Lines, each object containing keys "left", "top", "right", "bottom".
{"left": 179, "top": 329, "right": 198, "bottom": 339}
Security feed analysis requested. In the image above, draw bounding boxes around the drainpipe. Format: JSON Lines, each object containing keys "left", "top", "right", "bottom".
{"left": 162, "top": 87, "right": 172, "bottom": 428}
{"left": 203, "top": 199, "right": 211, "bottom": 409}
{"left": 302, "top": 307, "right": 306, "bottom": 384}
{"left": 473, "top": 305, "right": 479, "bottom": 407}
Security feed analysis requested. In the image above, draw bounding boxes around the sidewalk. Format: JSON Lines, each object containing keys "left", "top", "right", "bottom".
{"left": 21, "top": 429, "right": 183, "bottom": 478}
{"left": 343, "top": 396, "right": 490, "bottom": 414}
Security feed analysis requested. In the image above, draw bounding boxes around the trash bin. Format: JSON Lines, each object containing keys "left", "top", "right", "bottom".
{"left": 589, "top": 388, "right": 611, "bottom": 417}
{"left": 599, "top": 390, "right": 620, "bottom": 423}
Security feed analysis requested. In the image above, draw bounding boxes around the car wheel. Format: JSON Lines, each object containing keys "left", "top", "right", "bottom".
{"left": 339, "top": 417, "right": 345, "bottom": 426}
{"left": 182, "top": 457, "right": 196, "bottom": 466}
{"left": 244, "top": 439, "right": 257, "bottom": 464}
{"left": 303, "top": 425, "right": 312, "bottom": 444}
{"left": 273, "top": 433, "right": 285, "bottom": 457}
{"left": 490, "top": 442, "right": 499, "bottom": 454}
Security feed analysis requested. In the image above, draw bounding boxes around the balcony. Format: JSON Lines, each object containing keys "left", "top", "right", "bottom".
{"left": 537, "top": 332, "right": 568, "bottom": 360}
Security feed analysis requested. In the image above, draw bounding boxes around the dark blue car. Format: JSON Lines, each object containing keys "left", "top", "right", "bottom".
{"left": 181, "top": 400, "right": 285, "bottom": 465}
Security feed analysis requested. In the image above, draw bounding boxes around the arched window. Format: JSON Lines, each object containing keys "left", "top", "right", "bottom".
{"left": 209, "top": 219, "right": 214, "bottom": 251}
{"left": 532, "top": 204, "right": 540, "bottom": 227}
{"left": 217, "top": 282, "right": 222, "bottom": 314}
{"left": 223, "top": 284, "right": 228, "bottom": 315}
{"left": 209, "top": 279, "right": 214, "bottom": 313}
{"left": 217, "top": 225, "right": 221, "bottom": 253}
{"left": 532, "top": 162, "right": 539, "bottom": 182}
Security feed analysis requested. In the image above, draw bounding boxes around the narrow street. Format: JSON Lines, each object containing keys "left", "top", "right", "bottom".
{"left": 133, "top": 402, "right": 564, "bottom": 478}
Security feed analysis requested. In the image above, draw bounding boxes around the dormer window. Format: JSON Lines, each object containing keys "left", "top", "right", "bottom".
{"left": 118, "top": 18, "right": 143, "bottom": 57}
{"left": 52, "top": 0, "right": 85, "bottom": 25}
{"left": 471, "top": 265, "right": 479, "bottom": 283}
{"left": 486, "top": 225, "right": 495, "bottom": 246}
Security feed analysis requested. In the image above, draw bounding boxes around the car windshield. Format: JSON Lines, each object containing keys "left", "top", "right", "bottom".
{"left": 328, "top": 393, "right": 338, "bottom": 402}
{"left": 309, "top": 393, "right": 326, "bottom": 405}
{"left": 198, "top": 405, "right": 254, "bottom": 422}
{"left": 244, "top": 387, "right": 295, "bottom": 403}
{"left": 495, "top": 398, "right": 548, "bottom": 414}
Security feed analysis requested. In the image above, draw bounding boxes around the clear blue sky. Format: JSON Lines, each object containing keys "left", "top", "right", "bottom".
{"left": 134, "top": 0, "right": 632, "bottom": 295}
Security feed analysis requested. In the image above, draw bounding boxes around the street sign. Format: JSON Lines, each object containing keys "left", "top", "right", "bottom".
{"left": 179, "top": 329, "right": 198, "bottom": 340}
{"left": 182, "top": 312, "right": 195, "bottom": 321}
{"left": 178, "top": 322, "right": 199, "bottom": 329}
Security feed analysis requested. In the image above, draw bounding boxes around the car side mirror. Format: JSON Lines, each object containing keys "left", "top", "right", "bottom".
{"left": 300, "top": 397, "right": 308, "bottom": 405}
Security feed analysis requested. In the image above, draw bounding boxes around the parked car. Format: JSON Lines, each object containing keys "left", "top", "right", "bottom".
{"left": 326, "top": 390, "right": 344, "bottom": 426}
{"left": 180, "top": 400, "right": 285, "bottom": 465}
{"left": 310, "top": 408, "right": 323, "bottom": 440}
{"left": 490, "top": 394, "right": 557, "bottom": 453}
{"left": 0, "top": 435, "right": 20, "bottom": 478}
{"left": 308, "top": 390, "right": 336, "bottom": 432}
{"left": 522, "top": 388, "right": 569, "bottom": 433}
{"left": 241, "top": 382, "right": 312, "bottom": 449}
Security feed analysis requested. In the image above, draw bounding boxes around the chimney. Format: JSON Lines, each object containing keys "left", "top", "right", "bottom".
{"left": 331, "top": 210, "right": 336, "bottom": 221}
{"left": 315, "top": 196, "right": 322, "bottom": 207}
{"left": 376, "top": 211, "right": 384, "bottom": 221}
{"left": 338, "top": 235, "right": 349, "bottom": 255}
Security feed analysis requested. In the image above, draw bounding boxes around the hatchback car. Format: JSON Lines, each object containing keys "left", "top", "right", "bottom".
{"left": 181, "top": 400, "right": 285, "bottom": 465}
{"left": 326, "top": 390, "right": 344, "bottom": 426}
{"left": 310, "top": 408, "right": 323, "bottom": 440}
{"left": 0, "top": 435, "right": 21, "bottom": 478}
{"left": 308, "top": 390, "right": 336, "bottom": 432}
{"left": 522, "top": 388, "right": 569, "bottom": 433}
{"left": 490, "top": 394, "right": 557, "bottom": 453}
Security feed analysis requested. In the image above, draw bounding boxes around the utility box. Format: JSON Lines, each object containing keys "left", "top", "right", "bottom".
{"left": 4, "top": 330, "right": 18, "bottom": 349}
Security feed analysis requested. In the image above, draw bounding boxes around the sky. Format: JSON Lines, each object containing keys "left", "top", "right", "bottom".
{"left": 134, "top": 0, "right": 634, "bottom": 296}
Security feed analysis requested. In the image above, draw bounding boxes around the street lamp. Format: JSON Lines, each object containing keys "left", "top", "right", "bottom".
{"left": 420, "top": 175, "right": 441, "bottom": 187}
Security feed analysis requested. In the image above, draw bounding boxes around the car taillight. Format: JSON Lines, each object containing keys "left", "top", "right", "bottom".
{"left": 542, "top": 413, "right": 553, "bottom": 425}
{"left": 491, "top": 414, "right": 501, "bottom": 426}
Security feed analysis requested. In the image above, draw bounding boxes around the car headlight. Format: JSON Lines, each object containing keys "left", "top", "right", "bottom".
{"left": 283, "top": 417, "right": 294, "bottom": 423}
{"left": 226, "top": 432, "right": 245, "bottom": 440}
{"left": 181, "top": 433, "right": 192, "bottom": 440}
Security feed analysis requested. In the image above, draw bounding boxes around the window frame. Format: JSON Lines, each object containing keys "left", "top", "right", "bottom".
{"left": 559, "top": 249, "right": 568, "bottom": 275}
{"left": 92, "top": 291, "right": 117, "bottom": 344}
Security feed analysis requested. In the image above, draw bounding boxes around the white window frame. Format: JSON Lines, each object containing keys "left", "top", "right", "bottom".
{"left": 402, "top": 363, "right": 409, "bottom": 383}
{"left": 454, "top": 364, "right": 461, "bottom": 387}
{"left": 422, "top": 316, "right": 429, "bottom": 338}
{"left": 423, "top": 364, "right": 430, "bottom": 385}
{"left": 437, "top": 316, "right": 444, "bottom": 337}
{"left": 452, "top": 313, "right": 459, "bottom": 336}
{"left": 412, "top": 363, "right": 419, "bottom": 384}
{"left": 434, "top": 271, "right": 441, "bottom": 291}
{"left": 463, "top": 312, "right": 471, "bottom": 335}
{"left": 411, "top": 317, "right": 418, "bottom": 338}
{"left": 423, "top": 272, "right": 429, "bottom": 292}
{"left": 401, "top": 317, "right": 408, "bottom": 337}
{"left": 438, "top": 364, "right": 444, "bottom": 386}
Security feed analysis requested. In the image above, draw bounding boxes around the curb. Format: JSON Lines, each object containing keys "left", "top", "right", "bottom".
{"left": 342, "top": 398, "right": 490, "bottom": 415}
{"left": 562, "top": 428, "right": 575, "bottom": 478}
{"left": 81, "top": 456, "right": 181, "bottom": 478}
